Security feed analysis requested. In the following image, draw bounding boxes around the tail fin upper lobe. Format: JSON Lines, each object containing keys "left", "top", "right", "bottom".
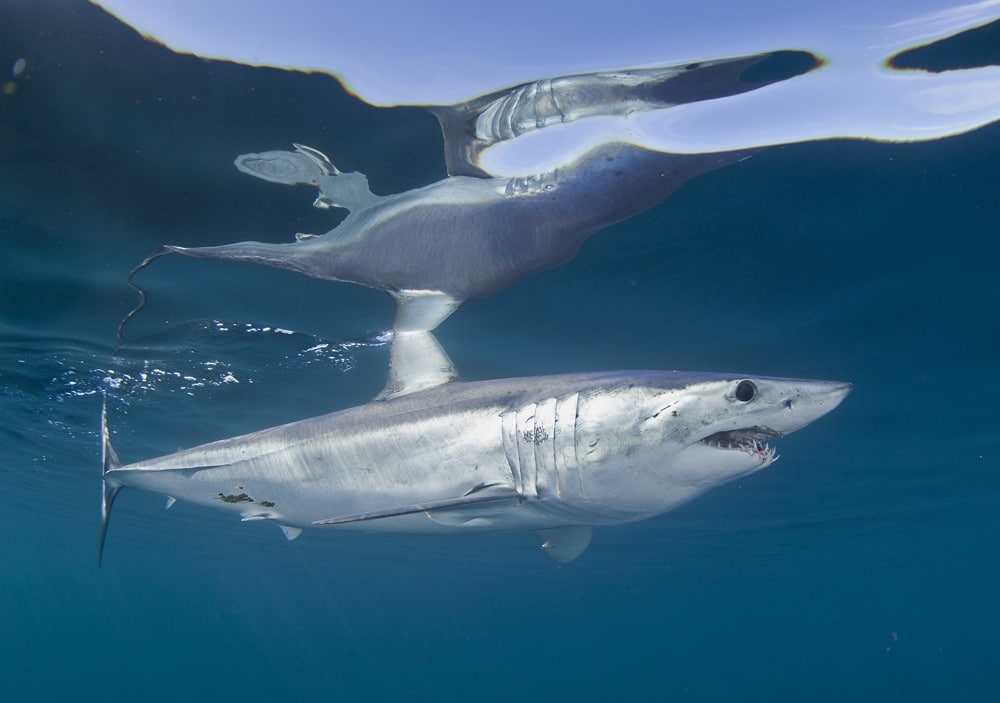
{"left": 99, "top": 394, "right": 121, "bottom": 567}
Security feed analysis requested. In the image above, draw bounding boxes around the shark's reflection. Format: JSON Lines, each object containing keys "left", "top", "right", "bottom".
{"left": 124, "top": 55, "right": 791, "bottom": 365}
{"left": 169, "top": 141, "right": 746, "bottom": 328}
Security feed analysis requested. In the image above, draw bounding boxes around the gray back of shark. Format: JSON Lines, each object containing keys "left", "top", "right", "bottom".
{"left": 101, "top": 371, "right": 850, "bottom": 564}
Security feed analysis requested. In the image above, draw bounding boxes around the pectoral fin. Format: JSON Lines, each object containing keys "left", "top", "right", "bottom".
{"left": 536, "top": 526, "right": 593, "bottom": 563}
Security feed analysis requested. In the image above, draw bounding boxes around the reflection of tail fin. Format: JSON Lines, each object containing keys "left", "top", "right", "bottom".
{"left": 99, "top": 394, "right": 122, "bottom": 568}
{"left": 430, "top": 51, "right": 789, "bottom": 177}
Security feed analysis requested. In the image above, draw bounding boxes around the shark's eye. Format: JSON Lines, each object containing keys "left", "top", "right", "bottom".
{"left": 735, "top": 380, "right": 757, "bottom": 402}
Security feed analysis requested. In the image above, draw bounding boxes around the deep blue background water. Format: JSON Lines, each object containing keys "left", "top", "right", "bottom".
{"left": 2, "top": 2, "right": 998, "bottom": 700}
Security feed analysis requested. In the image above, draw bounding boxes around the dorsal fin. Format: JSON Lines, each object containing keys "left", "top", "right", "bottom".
{"left": 377, "top": 330, "right": 458, "bottom": 401}
{"left": 375, "top": 290, "right": 462, "bottom": 400}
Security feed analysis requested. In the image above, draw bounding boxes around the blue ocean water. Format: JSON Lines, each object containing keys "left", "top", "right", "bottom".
{"left": 2, "top": 2, "right": 998, "bottom": 701}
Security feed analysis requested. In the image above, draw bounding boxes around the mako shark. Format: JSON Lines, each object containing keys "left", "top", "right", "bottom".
{"left": 100, "top": 368, "right": 851, "bottom": 565}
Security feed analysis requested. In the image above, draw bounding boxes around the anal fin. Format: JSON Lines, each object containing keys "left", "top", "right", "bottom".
{"left": 278, "top": 525, "right": 303, "bottom": 541}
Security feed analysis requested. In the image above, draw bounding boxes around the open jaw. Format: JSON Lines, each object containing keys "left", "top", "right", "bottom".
{"left": 700, "top": 426, "right": 782, "bottom": 464}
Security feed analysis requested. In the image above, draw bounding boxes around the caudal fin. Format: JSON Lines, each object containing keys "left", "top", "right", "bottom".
{"left": 99, "top": 394, "right": 122, "bottom": 567}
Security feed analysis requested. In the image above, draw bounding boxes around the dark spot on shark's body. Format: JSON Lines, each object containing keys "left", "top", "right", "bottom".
{"left": 217, "top": 492, "right": 254, "bottom": 504}
{"left": 523, "top": 428, "right": 549, "bottom": 445}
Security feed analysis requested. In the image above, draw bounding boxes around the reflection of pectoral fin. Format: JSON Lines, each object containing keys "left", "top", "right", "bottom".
{"left": 311, "top": 484, "right": 520, "bottom": 526}
{"left": 235, "top": 143, "right": 382, "bottom": 212}
{"left": 537, "top": 526, "right": 593, "bottom": 563}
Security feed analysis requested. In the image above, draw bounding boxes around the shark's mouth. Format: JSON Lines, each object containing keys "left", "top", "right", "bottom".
{"left": 701, "top": 426, "right": 781, "bottom": 464}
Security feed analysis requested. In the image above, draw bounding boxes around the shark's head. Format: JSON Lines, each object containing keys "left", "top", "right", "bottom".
{"left": 572, "top": 372, "right": 852, "bottom": 521}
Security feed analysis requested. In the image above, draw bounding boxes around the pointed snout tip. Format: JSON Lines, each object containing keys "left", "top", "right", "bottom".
{"left": 795, "top": 378, "right": 852, "bottom": 410}
{"left": 822, "top": 380, "right": 853, "bottom": 408}
{"left": 809, "top": 379, "right": 852, "bottom": 394}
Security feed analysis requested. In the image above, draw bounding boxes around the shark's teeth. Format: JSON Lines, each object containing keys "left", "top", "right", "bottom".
{"left": 702, "top": 427, "right": 781, "bottom": 464}
{"left": 753, "top": 441, "right": 779, "bottom": 465}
